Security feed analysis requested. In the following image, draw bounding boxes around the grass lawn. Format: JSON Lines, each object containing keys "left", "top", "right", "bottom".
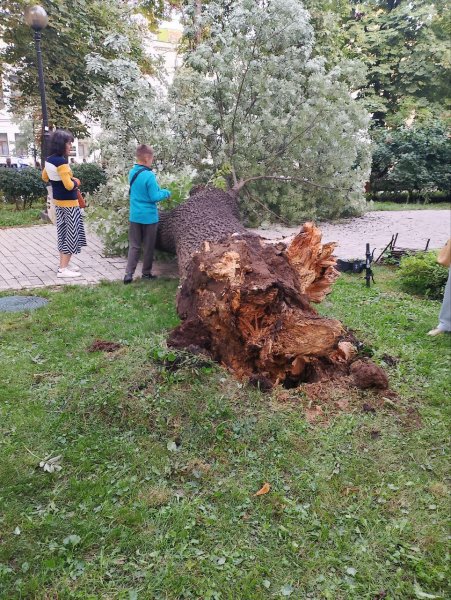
{"left": 367, "top": 201, "right": 451, "bottom": 212}
{"left": 0, "top": 270, "right": 449, "bottom": 599}
{"left": 0, "top": 204, "right": 46, "bottom": 228}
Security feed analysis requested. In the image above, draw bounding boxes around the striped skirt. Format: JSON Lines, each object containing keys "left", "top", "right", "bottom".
{"left": 55, "top": 206, "right": 87, "bottom": 255}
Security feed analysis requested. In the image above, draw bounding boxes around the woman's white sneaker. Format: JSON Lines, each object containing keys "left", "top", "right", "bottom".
{"left": 57, "top": 268, "right": 81, "bottom": 278}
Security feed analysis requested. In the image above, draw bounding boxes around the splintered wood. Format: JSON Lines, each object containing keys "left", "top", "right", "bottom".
{"left": 286, "top": 222, "right": 339, "bottom": 303}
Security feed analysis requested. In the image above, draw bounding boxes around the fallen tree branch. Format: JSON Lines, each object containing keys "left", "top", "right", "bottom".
{"left": 232, "top": 174, "right": 350, "bottom": 194}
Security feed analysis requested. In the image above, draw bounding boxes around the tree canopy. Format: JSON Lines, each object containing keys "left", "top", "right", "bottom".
{"left": 345, "top": 0, "right": 451, "bottom": 126}
{"left": 169, "top": 0, "right": 371, "bottom": 219}
{"left": 0, "top": 0, "right": 153, "bottom": 136}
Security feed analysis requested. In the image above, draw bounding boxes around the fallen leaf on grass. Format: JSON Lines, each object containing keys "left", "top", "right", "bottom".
{"left": 281, "top": 584, "right": 294, "bottom": 596}
{"left": 274, "top": 390, "right": 291, "bottom": 404}
{"left": 39, "top": 455, "right": 62, "bottom": 473}
{"left": 30, "top": 354, "right": 47, "bottom": 364}
{"left": 383, "top": 397, "right": 398, "bottom": 408}
{"left": 381, "top": 353, "right": 399, "bottom": 366}
{"left": 63, "top": 534, "right": 81, "bottom": 546}
{"left": 254, "top": 482, "right": 271, "bottom": 496}
{"left": 343, "top": 486, "right": 360, "bottom": 496}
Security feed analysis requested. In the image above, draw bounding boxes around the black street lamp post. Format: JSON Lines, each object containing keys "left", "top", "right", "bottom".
{"left": 24, "top": 5, "right": 49, "bottom": 168}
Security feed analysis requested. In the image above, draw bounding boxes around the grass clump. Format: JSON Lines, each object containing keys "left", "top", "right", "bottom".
{"left": 0, "top": 204, "right": 45, "bottom": 228}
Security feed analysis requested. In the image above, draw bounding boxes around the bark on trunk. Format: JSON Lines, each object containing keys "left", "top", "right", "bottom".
{"left": 157, "top": 187, "right": 387, "bottom": 390}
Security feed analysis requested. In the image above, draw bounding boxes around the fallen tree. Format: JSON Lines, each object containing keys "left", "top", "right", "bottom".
{"left": 157, "top": 187, "right": 388, "bottom": 391}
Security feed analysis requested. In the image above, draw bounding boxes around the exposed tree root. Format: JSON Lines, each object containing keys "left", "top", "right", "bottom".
{"left": 159, "top": 190, "right": 388, "bottom": 391}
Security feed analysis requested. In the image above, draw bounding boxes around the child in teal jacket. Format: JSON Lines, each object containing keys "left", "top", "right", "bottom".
{"left": 124, "top": 144, "right": 171, "bottom": 284}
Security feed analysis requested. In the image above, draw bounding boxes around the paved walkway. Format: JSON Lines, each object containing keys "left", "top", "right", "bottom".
{"left": 252, "top": 209, "right": 451, "bottom": 260}
{"left": 0, "top": 224, "right": 178, "bottom": 292}
{"left": 0, "top": 210, "right": 449, "bottom": 291}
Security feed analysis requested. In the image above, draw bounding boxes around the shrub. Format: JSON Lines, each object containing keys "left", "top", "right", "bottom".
{"left": 399, "top": 252, "right": 448, "bottom": 299}
{"left": 72, "top": 163, "right": 107, "bottom": 195}
{"left": 0, "top": 168, "right": 46, "bottom": 209}
{"left": 368, "top": 190, "right": 450, "bottom": 204}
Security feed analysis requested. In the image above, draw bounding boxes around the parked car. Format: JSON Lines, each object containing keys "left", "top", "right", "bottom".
{"left": 0, "top": 157, "right": 32, "bottom": 168}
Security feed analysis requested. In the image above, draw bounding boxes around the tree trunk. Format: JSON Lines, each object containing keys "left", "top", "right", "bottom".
{"left": 157, "top": 187, "right": 387, "bottom": 390}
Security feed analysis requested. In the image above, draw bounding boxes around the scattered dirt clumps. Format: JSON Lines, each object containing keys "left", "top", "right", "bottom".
{"left": 350, "top": 359, "right": 389, "bottom": 390}
{"left": 87, "top": 340, "right": 122, "bottom": 353}
{"left": 249, "top": 374, "right": 274, "bottom": 393}
{"left": 381, "top": 353, "right": 400, "bottom": 366}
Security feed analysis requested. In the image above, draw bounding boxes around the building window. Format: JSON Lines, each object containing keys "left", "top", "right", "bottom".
{"left": 78, "top": 141, "right": 89, "bottom": 159}
{"left": 0, "top": 133, "right": 9, "bottom": 156}
{"left": 15, "top": 134, "right": 28, "bottom": 157}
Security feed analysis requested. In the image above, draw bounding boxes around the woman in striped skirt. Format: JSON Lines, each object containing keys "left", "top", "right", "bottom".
{"left": 42, "top": 130, "right": 87, "bottom": 278}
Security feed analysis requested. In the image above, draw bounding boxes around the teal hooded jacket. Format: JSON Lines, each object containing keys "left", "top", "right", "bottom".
{"left": 128, "top": 164, "right": 171, "bottom": 225}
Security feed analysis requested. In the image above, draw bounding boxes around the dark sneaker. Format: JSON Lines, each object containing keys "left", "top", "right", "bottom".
{"left": 123, "top": 273, "right": 133, "bottom": 284}
{"left": 141, "top": 273, "right": 157, "bottom": 280}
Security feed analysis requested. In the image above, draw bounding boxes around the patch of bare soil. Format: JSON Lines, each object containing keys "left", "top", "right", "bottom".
{"left": 87, "top": 340, "right": 122, "bottom": 353}
{"left": 272, "top": 377, "right": 404, "bottom": 427}
{"left": 399, "top": 405, "right": 423, "bottom": 430}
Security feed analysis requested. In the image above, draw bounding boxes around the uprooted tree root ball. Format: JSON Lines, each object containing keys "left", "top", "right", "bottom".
{"left": 157, "top": 187, "right": 388, "bottom": 391}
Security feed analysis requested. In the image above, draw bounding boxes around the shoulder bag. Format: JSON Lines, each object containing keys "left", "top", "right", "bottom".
{"left": 129, "top": 166, "right": 151, "bottom": 195}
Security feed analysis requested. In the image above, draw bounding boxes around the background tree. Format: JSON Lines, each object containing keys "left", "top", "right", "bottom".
{"left": 344, "top": 0, "right": 451, "bottom": 126}
{"left": 169, "top": 0, "right": 371, "bottom": 222}
{"left": 302, "top": 0, "right": 350, "bottom": 65}
{"left": 0, "top": 0, "right": 154, "bottom": 136}
{"left": 13, "top": 115, "right": 40, "bottom": 164}
{"left": 370, "top": 120, "right": 451, "bottom": 200}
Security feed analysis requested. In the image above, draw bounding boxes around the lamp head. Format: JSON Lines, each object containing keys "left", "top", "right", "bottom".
{"left": 24, "top": 5, "right": 49, "bottom": 31}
